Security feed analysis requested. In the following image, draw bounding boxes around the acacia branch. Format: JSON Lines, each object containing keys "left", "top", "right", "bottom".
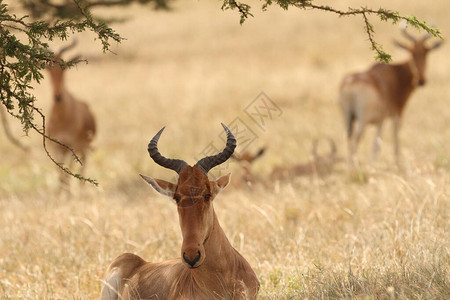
{"left": 222, "top": 0, "right": 253, "bottom": 24}
{"left": 16, "top": 0, "right": 171, "bottom": 21}
{"left": 222, "top": 0, "right": 443, "bottom": 62}
{"left": 28, "top": 104, "right": 98, "bottom": 185}
{"left": 0, "top": 0, "right": 120, "bottom": 185}
{"left": 361, "top": 11, "right": 389, "bottom": 62}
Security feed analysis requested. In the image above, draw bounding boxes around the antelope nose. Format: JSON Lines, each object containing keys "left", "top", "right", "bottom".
{"left": 183, "top": 251, "right": 201, "bottom": 267}
{"left": 418, "top": 79, "right": 426, "bottom": 86}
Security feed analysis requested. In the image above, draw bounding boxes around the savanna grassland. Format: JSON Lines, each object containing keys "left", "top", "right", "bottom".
{"left": 0, "top": 0, "right": 449, "bottom": 299}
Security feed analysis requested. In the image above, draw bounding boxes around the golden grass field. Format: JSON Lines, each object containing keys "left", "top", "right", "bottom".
{"left": 0, "top": 0, "right": 449, "bottom": 298}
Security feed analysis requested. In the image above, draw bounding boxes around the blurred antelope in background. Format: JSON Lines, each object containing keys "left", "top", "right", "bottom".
{"left": 46, "top": 39, "right": 96, "bottom": 191}
{"left": 232, "top": 146, "right": 266, "bottom": 186}
{"left": 100, "top": 124, "right": 259, "bottom": 300}
{"left": 270, "top": 137, "right": 341, "bottom": 180}
{"left": 338, "top": 27, "right": 442, "bottom": 167}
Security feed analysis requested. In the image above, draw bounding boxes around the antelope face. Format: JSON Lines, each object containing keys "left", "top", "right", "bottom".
{"left": 46, "top": 39, "right": 80, "bottom": 100}
{"left": 141, "top": 124, "right": 235, "bottom": 269}
{"left": 395, "top": 29, "right": 443, "bottom": 86}
{"left": 141, "top": 168, "right": 230, "bottom": 269}
{"left": 177, "top": 168, "right": 230, "bottom": 268}
{"left": 410, "top": 41, "right": 430, "bottom": 86}
{"left": 46, "top": 56, "right": 65, "bottom": 99}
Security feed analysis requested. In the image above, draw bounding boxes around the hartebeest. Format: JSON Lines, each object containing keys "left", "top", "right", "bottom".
{"left": 100, "top": 124, "right": 260, "bottom": 300}
{"left": 338, "top": 28, "right": 442, "bottom": 167}
{"left": 46, "top": 39, "right": 96, "bottom": 190}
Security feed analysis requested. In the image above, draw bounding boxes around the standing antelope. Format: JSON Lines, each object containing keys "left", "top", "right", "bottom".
{"left": 338, "top": 28, "right": 442, "bottom": 167}
{"left": 100, "top": 124, "right": 260, "bottom": 300}
{"left": 46, "top": 39, "right": 96, "bottom": 190}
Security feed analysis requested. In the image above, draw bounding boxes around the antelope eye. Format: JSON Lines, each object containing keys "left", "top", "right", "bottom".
{"left": 173, "top": 195, "right": 181, "bottom": 203}
{"left": 204, "top": 194, "right": 211, "bottom": 201}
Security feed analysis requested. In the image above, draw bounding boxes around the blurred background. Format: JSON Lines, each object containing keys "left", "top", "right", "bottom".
{"left": 1, "top": 0, "right": 449, "bottom": 192}
{"left": 0, "top": 0, "right": 448, "bottom": 298}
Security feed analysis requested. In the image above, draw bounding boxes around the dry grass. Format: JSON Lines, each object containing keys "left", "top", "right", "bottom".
{"left": 0, "top": 0, "right": 449, "bottom": 299}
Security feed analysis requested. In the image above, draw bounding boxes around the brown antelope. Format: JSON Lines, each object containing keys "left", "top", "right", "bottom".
{"left": 338, "top": 28, "right": 442, "bottom": 167}
{"left": 231, "top": 147, "right": 266, "bottom": 185}
{"left": 270, "top": 138, "right": 341, "bottom": 180}
{"left": 100, "top": 124, "right": 260, "bottom": 300}
{"left": 46, "top": 39, "right": 96, "bottom": 189}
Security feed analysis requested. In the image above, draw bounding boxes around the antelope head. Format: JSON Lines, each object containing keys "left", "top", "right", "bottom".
{"left": 394, "top": 27, "right": 443, "bottom": 86}
{"left": 46, "top": 38, "right": 79, "bottom": 102}
{"left": 140, "top": 124, "right": 236, "bottom": 269}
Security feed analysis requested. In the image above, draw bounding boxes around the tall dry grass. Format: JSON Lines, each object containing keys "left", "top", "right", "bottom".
{"left": 0, "top": 0, "right": 449, "bottom": 299}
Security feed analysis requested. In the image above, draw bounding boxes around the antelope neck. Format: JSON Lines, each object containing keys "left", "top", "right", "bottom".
{"left": 407, "top": 59, "right": 420, "bottom": 87}
{"left": 198, "top": 211, "right": 235, "bottom": 273}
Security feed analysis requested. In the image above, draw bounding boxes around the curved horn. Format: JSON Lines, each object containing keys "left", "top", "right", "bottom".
{"left": 195, "top": 123, "right": 236, "bottom": 174}
{"left": 57, "top": 37, "right": 78, "bottom": 56}
{"left": 148, "top": 127, "right": 189, "bottom": 174}
{"left": 401, "top": 27, "right": 416, "bottom": 43}
{"left": 421, "top": 33, "right": 432, "bottom": 42}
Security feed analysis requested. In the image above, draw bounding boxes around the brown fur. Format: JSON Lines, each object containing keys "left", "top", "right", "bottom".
{"left": 101, "top": 166, "right": 259, "bottom": 299}
{"left": 338, "top": 31, "right": 442, "bottom": 167}
{"left": 46, "top": 44, "right": 96, "bottom": 190}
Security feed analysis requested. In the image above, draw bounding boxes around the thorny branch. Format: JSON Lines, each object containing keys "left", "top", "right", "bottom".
{"left": 29, "top": 104, "right": 98, "bottom": 185}
{"left": 16, "top": 0, "right": 171, "bottom": 21}
{"left": 222, "top": 0, "right": 443, "bottom": 62}
{"left": 0, "top": 0, "right": 121, "bottom": 185}
{"left": 1, "top": 0, "right": 444, "bottom": 186}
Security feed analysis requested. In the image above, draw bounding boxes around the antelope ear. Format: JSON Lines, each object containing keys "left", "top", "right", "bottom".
{"left": 140, "top": 174, "right": 176, "bottom": 197}
{"left": 430, "top": 40, "right": 443, "bottom": 50}
{"left": 212, "top": 173, "right": 231, "bottom": 196}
